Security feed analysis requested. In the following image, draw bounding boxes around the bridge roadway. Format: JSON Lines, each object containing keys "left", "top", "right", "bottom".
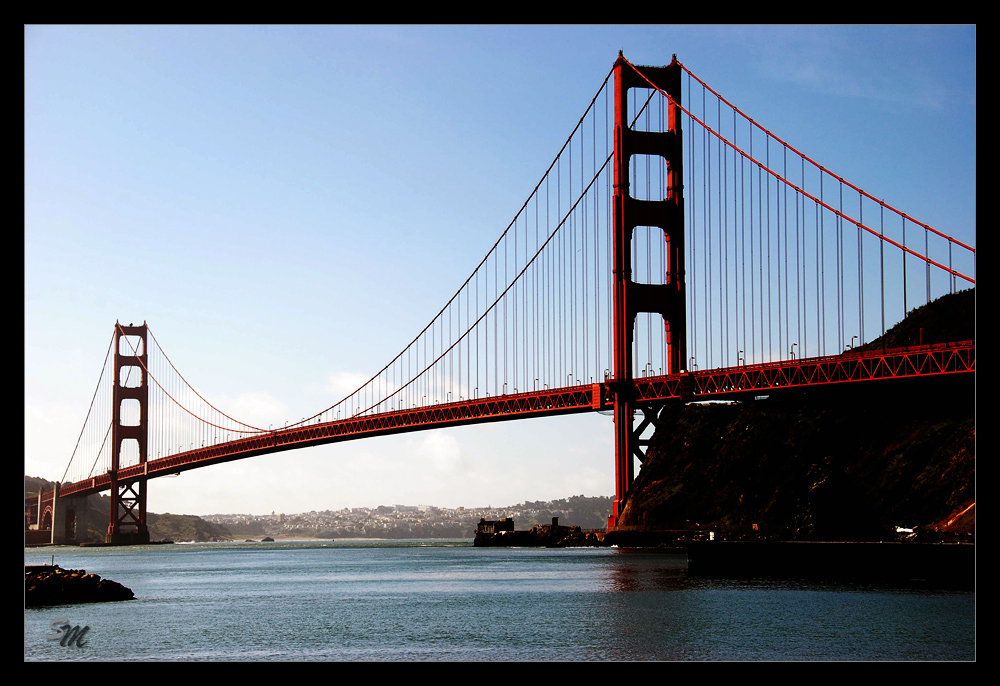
{"left": 50, "top": 340, "right": 974, "bottom": 500}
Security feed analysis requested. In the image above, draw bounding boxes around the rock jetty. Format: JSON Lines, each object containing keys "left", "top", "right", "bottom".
{"left": 25, "top": 565, "right": 135, "bottom": 607}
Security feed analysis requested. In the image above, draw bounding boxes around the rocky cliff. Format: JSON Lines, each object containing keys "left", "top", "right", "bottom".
{"left": 617, "top": 289, "right": 974, "bottom": 541}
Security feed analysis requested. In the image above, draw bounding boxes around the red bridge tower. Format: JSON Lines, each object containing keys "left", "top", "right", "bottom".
{"left": 609, "top": 56, "right": 686, "bottom": 529}
{"left": 107, "top": 322, "right": 151, "bottom": 544}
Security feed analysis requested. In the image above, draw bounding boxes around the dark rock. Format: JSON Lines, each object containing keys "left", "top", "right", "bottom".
{"left": 25, "top": 565, "right": 135, "bottom": 607}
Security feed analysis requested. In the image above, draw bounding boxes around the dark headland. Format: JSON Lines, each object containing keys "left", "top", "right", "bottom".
{"left": 614, "top": 288, "right": 974, "bottom": 545}
{"left": 612, "top": 289, "right": 974, "bottom": 583}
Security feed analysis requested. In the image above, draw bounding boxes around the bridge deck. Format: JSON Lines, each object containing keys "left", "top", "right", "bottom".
{"left": 39, "top": 341, "right": 972, "bottom": 501}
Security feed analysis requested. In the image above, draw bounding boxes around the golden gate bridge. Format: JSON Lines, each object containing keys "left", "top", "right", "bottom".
{"left": 26, "top": 55, "right": 975, "bottom": 544}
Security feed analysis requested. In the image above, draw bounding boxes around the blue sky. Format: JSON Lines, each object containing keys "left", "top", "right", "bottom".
{"left": 25, "top": 25, "right": 975, "bottom": 516}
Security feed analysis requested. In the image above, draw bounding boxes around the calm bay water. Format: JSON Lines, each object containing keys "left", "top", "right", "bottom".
{"left": 25, "top": 541, "right": 974, "bottom": 661}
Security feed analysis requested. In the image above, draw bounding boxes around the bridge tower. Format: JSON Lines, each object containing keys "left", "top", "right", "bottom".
{"left": 107, "top": 322, "right": 151, "bottom": 545}
{"left": 609, "top": 55, "right": 686, "bottom": 529}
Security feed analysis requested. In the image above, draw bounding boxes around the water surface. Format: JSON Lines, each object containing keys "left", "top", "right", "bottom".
{"left": 24, "top": 540, "right": 974, "bottom": 661}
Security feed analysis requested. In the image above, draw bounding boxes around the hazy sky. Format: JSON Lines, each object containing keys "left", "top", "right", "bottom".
{"left": 25, "top": 25, "right": 975, "bottom": 515}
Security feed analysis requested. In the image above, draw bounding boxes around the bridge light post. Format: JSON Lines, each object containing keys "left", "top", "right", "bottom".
{"left": 790, "top": 343, "right": 797, "bottom": 360}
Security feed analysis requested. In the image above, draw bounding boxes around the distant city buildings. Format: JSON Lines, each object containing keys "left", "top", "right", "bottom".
{"left": 204, "top": 497, "right": 611, "bottom": 539}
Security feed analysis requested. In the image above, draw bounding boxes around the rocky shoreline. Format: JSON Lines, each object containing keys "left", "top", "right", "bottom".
{"left": 25, "top": 565, "right": 135, "bottom": 607}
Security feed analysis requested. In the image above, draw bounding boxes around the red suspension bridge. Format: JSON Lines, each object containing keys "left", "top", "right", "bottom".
{"left": 26, "top": 55, "right": 975, "bottom": 545}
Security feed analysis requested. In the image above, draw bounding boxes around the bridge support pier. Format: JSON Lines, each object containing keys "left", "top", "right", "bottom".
{"left": 107, "top": 322, "right": 151, "bottom": 545}
{"left": 51, "top": 492, "right": 102, "bottom": 545}
{"left": 609, "top": 55, "right": 686, "bottom": 530}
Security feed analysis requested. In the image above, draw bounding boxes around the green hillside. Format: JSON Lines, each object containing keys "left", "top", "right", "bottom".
{"left": 25, "top": 476, "right": 232, "bottom": 543}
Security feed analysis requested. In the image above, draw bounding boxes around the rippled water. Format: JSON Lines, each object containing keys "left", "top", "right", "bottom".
{"left": 24, "top": 541, "right": 974, "bottom": 661}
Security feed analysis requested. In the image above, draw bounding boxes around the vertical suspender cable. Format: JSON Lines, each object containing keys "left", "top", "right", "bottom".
{"left": 880, "top": 204, "right": 885, "bottom": 337}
